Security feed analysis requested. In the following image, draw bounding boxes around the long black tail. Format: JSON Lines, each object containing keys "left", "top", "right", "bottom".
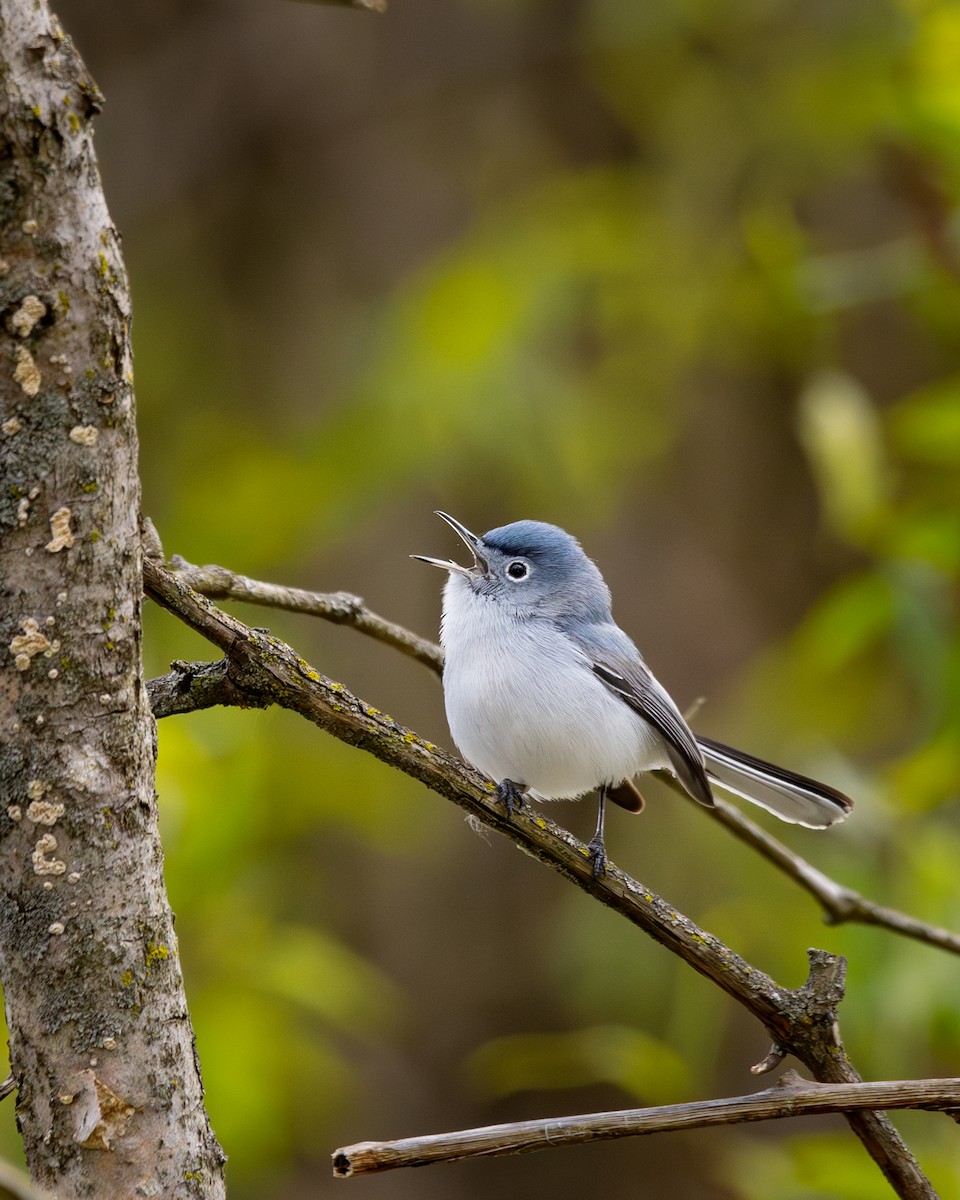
{"left": 697, "top": 736, "right": 853, "bottom": 829}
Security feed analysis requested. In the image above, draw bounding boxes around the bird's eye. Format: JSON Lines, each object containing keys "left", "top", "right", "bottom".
{"left": 506, "top": 560, "right": 529, "bottom": 580}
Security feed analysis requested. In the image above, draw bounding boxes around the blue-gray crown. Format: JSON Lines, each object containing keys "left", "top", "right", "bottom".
{"left": 481, "top": 520, "right": 584, "bottom": 564}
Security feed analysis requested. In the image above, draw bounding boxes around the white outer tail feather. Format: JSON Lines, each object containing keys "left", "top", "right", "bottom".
{"left": 698, "top": 737, "right": 852, "bottom": 829}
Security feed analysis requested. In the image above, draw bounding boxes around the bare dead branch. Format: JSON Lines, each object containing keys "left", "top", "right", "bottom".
{"left": 292, "top": 0, "right": 387, "bottom": 11}
{"left": 331, "top": 1071, "right": 960, "bottom": 1177}
{"left": 701, "top": 796, "right": 960, "bottom": 955}
{"left": 166, "top": 557, "right": 444, "bottom": 674}
{"left": 142, "top": 558, "right": 935, "bottom": 1198}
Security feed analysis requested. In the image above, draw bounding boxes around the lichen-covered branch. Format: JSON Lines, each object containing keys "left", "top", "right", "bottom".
{"left": 143, "top": 559, "right": 935, "bottom": 1198}
{"left": 331, "top": 1070, "right": 960, "bottom": 1177}
{"left": 147, "top": 658, "right": 262, "bottom": 719}
{"left": 0, "top": 7, "right": 224, "bottom": 1196}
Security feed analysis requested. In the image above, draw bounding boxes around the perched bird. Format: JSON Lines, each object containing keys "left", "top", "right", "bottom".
{"left": 413, "top": 512, "right": 852, "bottom": 877}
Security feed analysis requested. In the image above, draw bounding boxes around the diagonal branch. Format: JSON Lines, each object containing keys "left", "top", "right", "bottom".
{"left": 142, "top": 558, "right": 934, "bottom": 1198}
{"left": 331, "top": 1070, "right": 960, "bottom": 1177}
{"left": 166, "top": 556, "right": 444, "bottom": 673}
{"left": 155, "top": 554, "right": 960, "bottom": 961}
{"left": 700, "top": 797, "right": 960, "bottom": 955}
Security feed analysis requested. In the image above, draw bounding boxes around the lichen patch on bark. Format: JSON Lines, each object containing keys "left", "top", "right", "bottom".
{"left": 26, "top": 799, "right": 65, "bottom": 826}
{"left": 68, "top": 425, "right": 98, "bottom": 446}
{"left": 31, "top": 834, "right": 66, "bottom": 876}
{"left": 13, "top": 345, "right": 41, "bottom": 395}
{"left": 9, "top": 617, "right": 60, "bottom": 670}
{"left": 45, "top": 507, "right": 74, "bottom": 552}
{"left": 10, "top": 295, "right": 46, "bottom": 337}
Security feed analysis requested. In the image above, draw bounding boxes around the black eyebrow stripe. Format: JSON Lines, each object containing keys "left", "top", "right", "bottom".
{"left": 481, "top": 537, "right": 532, "bottom": 557}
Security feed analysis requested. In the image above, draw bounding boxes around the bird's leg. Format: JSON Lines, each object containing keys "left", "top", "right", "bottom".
{"left": 587, "top": 785, "right": 608, "bottom": 879}
{"left": 495, "top": 779, "right": 526, "bottom": 819}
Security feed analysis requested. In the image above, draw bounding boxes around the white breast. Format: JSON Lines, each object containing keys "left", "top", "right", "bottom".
{"left": 440, "top": 577, "right": 668, "bottom": 799}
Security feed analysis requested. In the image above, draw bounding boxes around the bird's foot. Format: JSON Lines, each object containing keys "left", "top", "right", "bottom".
{"left": 495, "top": 779, "right": 526, "bottom": 819}
{"left": 586, "top": 835, "right": 607, "bottom": 880}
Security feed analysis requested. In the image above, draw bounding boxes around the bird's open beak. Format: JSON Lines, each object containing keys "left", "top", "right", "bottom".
{"left": 410, "top": 511, "right": 487, "bottom": 577}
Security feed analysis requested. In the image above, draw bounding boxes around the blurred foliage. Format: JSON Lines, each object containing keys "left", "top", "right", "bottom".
{"left": 464, "top": 1024, "right": 691, "bottom": 1102}
{"left": 5, "top": 0, "right": 960, "bottom": 1196}
{"left": 722, "top": 1120, "right": 960, "bottom": 1200}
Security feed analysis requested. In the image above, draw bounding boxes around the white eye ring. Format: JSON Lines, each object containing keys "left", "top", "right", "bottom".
{"left": 506, "top": 560, "right": 529, "bottom": 581}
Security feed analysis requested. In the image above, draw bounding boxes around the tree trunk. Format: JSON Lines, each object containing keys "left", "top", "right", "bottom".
{"left": 0, "top": 4, "right": 226, "bottom": 1195}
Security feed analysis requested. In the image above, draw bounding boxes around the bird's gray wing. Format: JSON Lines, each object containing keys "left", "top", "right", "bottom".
{"left": 562, "top": 623, "right": 714, "bottom": 808}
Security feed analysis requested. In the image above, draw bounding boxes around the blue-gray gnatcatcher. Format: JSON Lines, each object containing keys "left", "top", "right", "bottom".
{"left": 413, "top": 512, "right": 852, "bottom": 876}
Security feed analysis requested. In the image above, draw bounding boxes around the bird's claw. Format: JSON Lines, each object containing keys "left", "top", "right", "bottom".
{"left": 495, "top": 779, "right": 525, "bottom": 819}
{"left": 586, "top": 836, "right": 607, "bottom": 879}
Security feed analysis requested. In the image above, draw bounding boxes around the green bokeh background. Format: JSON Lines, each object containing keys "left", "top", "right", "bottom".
{"left": 9, "top": 1, "right": 960, "bottom": 1195}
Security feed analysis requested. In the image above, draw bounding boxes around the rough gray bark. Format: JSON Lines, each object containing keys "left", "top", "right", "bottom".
{"left": 0, "top": 4, "right": 225, "bottom": 1196}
